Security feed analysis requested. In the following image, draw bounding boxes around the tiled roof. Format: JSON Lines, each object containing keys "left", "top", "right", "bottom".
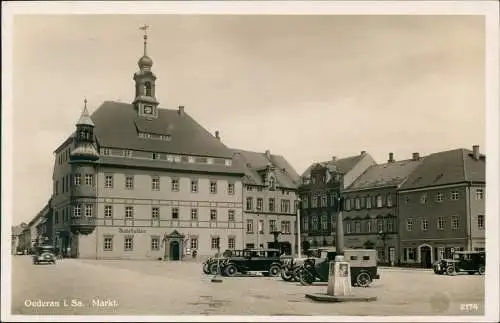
{"left": 231, "top": 149, "right": 300, "bottom": 189}
{"left": 399, "top": 148, "right": 485, "bottom": 190}
{"left": 345, "top": 158, "right": 423, "bottom": 191}
{"left": 301, "top": 154, "right": 365, "bottom": 177}
{"left": 91, "top": 101, "right": 234, "bottom": 158}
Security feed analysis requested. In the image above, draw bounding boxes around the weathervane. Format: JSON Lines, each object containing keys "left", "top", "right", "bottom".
{"left": 139, "top": 24, "right": 150, "bottom": 56}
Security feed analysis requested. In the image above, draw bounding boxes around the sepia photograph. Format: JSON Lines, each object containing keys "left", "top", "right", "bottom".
{"left": 2, "top": 1, "right": 499, "bottom": 322}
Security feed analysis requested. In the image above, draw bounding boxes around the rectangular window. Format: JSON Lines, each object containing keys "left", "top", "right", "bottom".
{"left": 152, "top": 153, "right": 160, "bottom": 160}
{"left": 124, "top": 236, "right": 133, "bottom": 251}
{"left": 190, "top": 238, "right": 198, "bottom": 250}
{"left": 355, "top": 198, "right": 361, "bottom": 209}
{"left": 172, "top": 208, "right": 179, "bottom": 219}
{"left": 281, "top": 200, "right": 290, "bottom": 213}
{"left": 191, "top": 208, "right": 198, "bottom": 220}
{"left": 211, "top": 237, "right": 220, "bottom": 249}
{"left": 85, "top": 174, "right": 94, "bottom": 186}
{"left": 228, "top": 237, "right": 236, "bottom": 250}
{"left": 246, "top": 219, "right": 254, "bottom": 233}
{"left": 387, "top": 219, "right": 393, "bottom": 232}
{"left": 346, "top": 222, "right": 352, "bottom": 233}
{"left": 258, "top": 219, "right": 264, "bottom": 233}
{"left": 377, "top": 219, "right": 384, "bottom": 232}
{"left": 312, "top": 216, "right": 319, "bottom": 231}
{"left": 355, "top": 221, "right": 361, "bottom": 233}
{"left": 151, "top": 237, "right": 160, "bottom": 251}
{"left": 366, "top": 220, "right": 372, "bottom": 233}
{"left": 73, "top": 174, "right": 81, "bottom": 186}
{"left": 451, "top": 215, "right": 459, "bottom": 230}
{"left": 85, "top": 204, "right": 93, "bottom": 217}
{"left": 191, "top": 179, "right": 198, "bottom": 193}
{"left": 228, "top": 209, "right": 235, "bottom": 222}
{"left": 257, "top": 198, "right": 263, "bottom": 211}
{"left": 210, "top": 209, "right": 217, "bottom": 221}
{"left": 269, "top": 198, "right": 275, "bottom": 212}
{"left": 450, "top": 191, "right": 460, "bottom": 200}
{"left": 104, "top": 205, "right": 113, "bottom": 218}
{"left": 365, "top": 196, "right": 372, "bottom": 209}
{"left": 421, "top": 219, "right": 428, "bottom": 231}
{"left": 125, "top": 206, "right": 134, "bottom": 219}
{"left": 321, "top": 193, "right": 327, "bottom": 207}
{"left": 375, "top": 195, "right": 382, "bottom": 208}
{"left": 386, "top": 195, "right": 393, "bottom": 207}
{"left": 269, "top": 219, "right": 277, "bottom": 232}
{"left": 104, "top": 175, "right": 113, "bottom": 188}
{"left": 321, "top": 215, "right": 328, "bottom": 231}
{"left": 209, "top": 181, "right": 217, "bottom": 194}
{"left": 475, "top": 188, "right": 484, "bottom": 200}
{"left": 420, "top": 193, "right": 428, "bottom": 204}
{"left": 123, "top": 150, "right": 132, "bottom": 157}
{"left": 437, "top": 217, "right": 445, "bottom": 230}
{"left": 225, "top": 159, "right": 232, "bottom": 166}
{"left": 478, "top": 215, "right": 484, "bottom": 230}
{"left": 228, "top": 183, "right": 235, "bottom": 195}
{"left": 152, "top": 177, "right": 160, "bottom": 191}
{"left": 188, "top": 156, "right": 196, "bottom": 163}
{"left": 302, "top": 216, "right": 309, "bottom": 232}
{"left": 73, "top": 205, "right": 81, "bottom": 217}
{"left": 407, "top": 218, "right": 413, "bottom": 232}
{"left": 125, "top": 176, "right": 134, "bottom": 189}
{"left": 103, "top": 236, "right": 113, "bottom": 251}
{"left": 281, "top": 221, "right": 291, "bottom": 234}
{"left": 102, "top": 148, "right": 110, "bottom": 155}
{"left": 171, "top": 178, "right": 179, "bottom": 192}
{"left": 436, "top": 192, "right": 444, "bottom": 202}
{"left": 246, "top": 197, "right": 253, "bottom": 211}
{"left": 152, "top": 207, "right": 160, "bottom": 221}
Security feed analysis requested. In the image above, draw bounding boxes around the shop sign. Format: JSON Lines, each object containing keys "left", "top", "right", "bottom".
{"left": 118, "top": 228, "right": 146, "bottom": 234}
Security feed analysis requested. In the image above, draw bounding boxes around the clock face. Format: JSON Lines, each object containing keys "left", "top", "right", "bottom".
{"left": 144, "top": 106, "right": 153, "bottom": 114}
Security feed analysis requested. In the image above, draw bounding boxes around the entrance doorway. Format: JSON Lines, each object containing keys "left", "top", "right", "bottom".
{"left": 420, "top": 245, "right": 432, "bottom": 268}
{"left": 170, "top": 241, "right": 180, "bottom": 260}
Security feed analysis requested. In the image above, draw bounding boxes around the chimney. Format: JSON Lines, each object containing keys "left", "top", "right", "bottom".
{"left": 215, "top": 131, "right": 220, "bottom": 140}
{"left": 388, "top": 152, "right": 395, "bottom": 163}
{"left": 360, "top": 151, "right": 366, "bottom": 155}
{"left": 472, "top": 145, "right": 480, "bottom": 159}
{"left": 412, "top": 152, "right": 420, "bottom": 161}
{"left": 178, "top": 105, "right": 184, "bottom": 115}
{"left": 265, "top": 150, "right": 271, "bottom": 160}
{"left": 331, "top": 156, "right": 337, "bottom": 162}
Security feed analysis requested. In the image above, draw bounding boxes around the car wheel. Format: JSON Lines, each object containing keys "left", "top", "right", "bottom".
{"left": 209, "top": 263, "right": 219, "bottom": 275}
{"left": 446, "top": 266, "right": 456, "bottom": 275}
{"left": 356, "top": 272, "right": 372, "bottom": 288}
{"left": 224, "top": 264, "right": 238, "bottom": 277}
{"left": 281, "top": 268, "right": 293, "bottom": 281}
{"left": 299, "top": 270, "right": 314, "bottom": 286}
{"left": 478, "top": 266, "right": 485, "bottom": 275}
{"left": 268, "top": 264, "right": 281, "bottom": 277}
{"left": 292, "top": 267, "right": 303, "bottom": 282}
{"left": 202, "top": 263, "right": 210, "bottom": 274}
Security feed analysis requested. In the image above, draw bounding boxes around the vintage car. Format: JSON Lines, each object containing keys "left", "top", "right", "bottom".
{"left": 220, "top": 248, "right": 283, "bottom": 277}
{"left": 433, "top": 251, "right": 485, "bottom": 275}
{"left": 202, "top": 249, "right": 239, "bottom": 275}
{"left": 32, "top": 245, "right": 57, "bottom": 265}
{"left": 280, "top": 248, "right": 325, "bottom": 282}
{"left": 299, "top": 248, "right": 380, "bottom": 287}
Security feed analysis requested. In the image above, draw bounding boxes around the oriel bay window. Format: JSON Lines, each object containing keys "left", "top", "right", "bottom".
{"left": 85, "top": 174, "right": 94, "bottom": 186}
{"left": 74, "top": 174, "right": 81, "bottom": 186}
{"left": 73, "top": 205, "right": 81, "bottom": 217}
{"left": 85, "top": 204, "right": 93, "bottom": 217}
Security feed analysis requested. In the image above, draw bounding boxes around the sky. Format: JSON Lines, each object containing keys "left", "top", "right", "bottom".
{"left": 10, "top": 13, "right": 486, "bottom": 225}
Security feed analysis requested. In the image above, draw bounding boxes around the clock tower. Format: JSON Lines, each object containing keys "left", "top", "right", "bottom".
{"left": 133, "top": 25, "right": 159, "bottom": 118}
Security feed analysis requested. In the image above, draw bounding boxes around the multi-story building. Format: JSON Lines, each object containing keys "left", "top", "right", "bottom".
{"left": 341, "top": 152, "right": 423, "bottom": 265}
{"left": 298, "top": 152, "right": 376, "bottom": 250}
{"left": 11, "top": 223, "right": 27, "bottom": 254}
{"left": 398, "top": 146, "right": 486, "bottom": 268}
{"left": 233, "top": 149, "right": 300, "bottom": 255}
{"left": 49, "top": 30, "right": 246, "bottom": 260}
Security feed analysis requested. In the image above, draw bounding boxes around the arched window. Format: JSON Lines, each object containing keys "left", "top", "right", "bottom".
{"left": 144, "top": 82, "right": 152, "bottom": 96}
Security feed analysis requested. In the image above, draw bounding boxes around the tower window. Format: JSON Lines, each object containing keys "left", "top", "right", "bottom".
{"left": 145, "top": 82, "right": 152, "bottom": 96}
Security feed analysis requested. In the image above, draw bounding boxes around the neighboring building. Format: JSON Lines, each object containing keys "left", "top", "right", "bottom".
{"left": 11, "top": 223, "right": 27, "bottom": 254}
{"left": 49, "top": 30, "right": 246, "bottom": 260}
{"left": 232, "top": 149, "right": 300, "bottom": 255}
{"left": 398, "top": 146, "right": 486, "bottom": 268}
{"left": 341, "top": 152, "right": 423, "bottom": 265}
{"left": 298, "top": 151, "right": 376, "bottom": 250}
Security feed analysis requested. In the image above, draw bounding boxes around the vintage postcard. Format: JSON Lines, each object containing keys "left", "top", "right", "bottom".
{"left": 2, "top": 1, "right": 499, "bottom": 322}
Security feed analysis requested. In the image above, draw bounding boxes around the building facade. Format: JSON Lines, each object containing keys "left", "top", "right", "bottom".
{"left": 398, "top": 146, "right": 486, "bottom": 268}
{"left": 341, "top": 152, "right": 423, "bottom": 265}
{"left": 298, "top": 152, "right": 376, "bottom": 250}
{"left": 233, "top": 149, "right": 300, "bottom": 255}
{"left": 11, "top": 223, "right": 27, "bottom": 254}
{"left": 49, "top": 30, "right": 246, "bottom": 260}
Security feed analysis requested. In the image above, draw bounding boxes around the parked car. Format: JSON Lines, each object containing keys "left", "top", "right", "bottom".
{"left": 299, "top": 248, "right": 380, "bottom": 287}
{"left": 32, "top": 245, "right": 57, "bottom": 265}
{"left": 280, "top": 248, "right": 326, "bottom": 282}
{"left": 202, "top": 249, "right": 239, "bottom": 275}
{"left": 220, "top": 249, "right": 283, "bottom": 277}
{"left": 433, "top": 251, "right": 485, "bottom": 275}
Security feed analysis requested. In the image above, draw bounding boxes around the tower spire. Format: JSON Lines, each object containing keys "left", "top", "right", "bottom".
{"left": 139, "top": 24, "right": 149, "bottom": 57}
{"left": 76, "top": 98, "right": 94, "bottom": 127}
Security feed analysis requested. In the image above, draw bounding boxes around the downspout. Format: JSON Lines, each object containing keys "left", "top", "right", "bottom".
{"left": 467, "top": 182, "right": 473, "bottom": 251}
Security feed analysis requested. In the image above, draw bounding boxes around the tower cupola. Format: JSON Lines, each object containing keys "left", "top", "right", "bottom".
{"left": 70, "top": 99, "right": 99, "bottom": 162}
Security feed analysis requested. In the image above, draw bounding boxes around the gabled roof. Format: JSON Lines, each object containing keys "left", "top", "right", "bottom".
{"left": 231, "top": 149, "right": 300, "bottom": 189}
{"left": 90, "top": 101, "right": 234, "bottom": 158}
{"left": 301, "top": 154, "right": 366, "bottom": 178}
{"left": 399, "top": 148, "right": 485, "bottom": 191}
{"left": 345, "top": 158, "right": 423, "bottom": 191}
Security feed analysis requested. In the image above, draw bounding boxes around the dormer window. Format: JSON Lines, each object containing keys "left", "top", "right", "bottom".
{"left": 152, "top": 153, "right": 160, "bottom": 160}
{"left": 188, "top": 156, "right": 196, "bottom": 163}
{"left": 206, "top": 158, "right": 214, "bottom": 164}
{"left": 123, "top": 150, "right": 132, "bottom": 157}
{"left": 269, "top": 177, "right": 276, "bottom": 191}
{"left": 144, "top": 82, "right": 152, "bottom": 96}
{"left": 101, "top": 148, "right": 110, "bottom": 155}
{"left": 225, "top": 159, "right": 232, "bottom": 167}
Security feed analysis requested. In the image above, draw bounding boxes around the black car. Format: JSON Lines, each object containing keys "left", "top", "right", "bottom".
{"left": 202, "top": 249, "right": 242, "bottom": 275}
{"left": 433, "top": 251, "right": 485, "bottom": 275}
{"left": 32, "top": 245, "right": 57, "bottom": 265}
{"left": 221, "top": 249, "right": 283, "bottom": 277}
